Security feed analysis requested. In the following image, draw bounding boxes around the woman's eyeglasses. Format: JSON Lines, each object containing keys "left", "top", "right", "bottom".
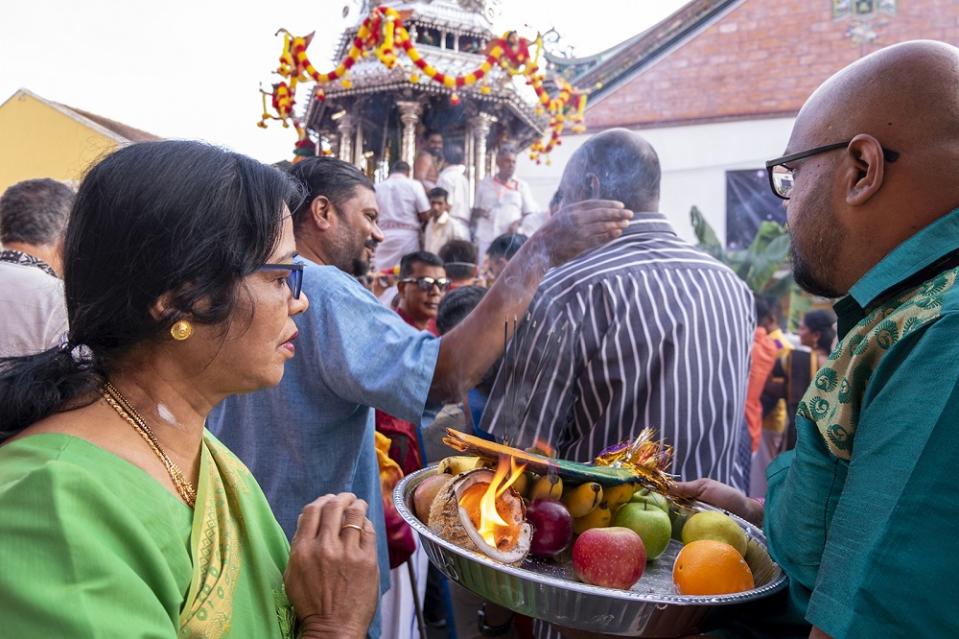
{"left": 257, "top": 263, "right": 304, "bottom": 299}
{"left": 400, "top": 276, "right": 450, "bottom": 292}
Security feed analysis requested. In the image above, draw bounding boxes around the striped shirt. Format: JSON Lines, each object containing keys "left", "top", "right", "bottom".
{"left": 482, "top": 213, "right": 754, "bottom": 488}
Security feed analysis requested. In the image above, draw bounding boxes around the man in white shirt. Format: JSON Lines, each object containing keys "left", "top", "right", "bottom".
{"left": 374, "top": 161, "right": 430, "bottom": 271}
{"left": 0, "top": 178, "right": 74, "bottom": 357}
{"left": 473, "top": 146, "right": 539, "bottom": 256}
{"left": 435, "top": 144, "right": 471, "bottom": 240}
{"left": 423, "top": 187, "right": 461, "bottom": 254}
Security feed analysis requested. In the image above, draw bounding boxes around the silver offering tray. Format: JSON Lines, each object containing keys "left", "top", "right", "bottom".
{"left": 394, "top": 465, "right": 787, "bottom": 637}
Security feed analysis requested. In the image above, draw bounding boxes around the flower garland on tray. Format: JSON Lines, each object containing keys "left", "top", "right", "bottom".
{"left": 258, "top": 5, "right": 587, "bottom": 163}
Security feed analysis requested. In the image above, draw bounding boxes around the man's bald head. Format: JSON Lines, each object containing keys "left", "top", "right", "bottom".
{"left": 794, "top": 40, "right": 959, "bottom": 156}
{"left": 782, "top": 40, "right": 959, "bottom": 298}
{"left": 559, "top": 128, "right": 660, "bottom": 213}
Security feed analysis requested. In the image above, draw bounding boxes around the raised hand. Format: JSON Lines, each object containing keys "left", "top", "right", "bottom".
{"left": 532, "top": 199, "right": 634, "bottom": 268}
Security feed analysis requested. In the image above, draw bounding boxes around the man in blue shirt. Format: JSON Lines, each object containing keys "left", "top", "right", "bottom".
{"left": 209, "top": 157, "right": 632, "bottom": 635}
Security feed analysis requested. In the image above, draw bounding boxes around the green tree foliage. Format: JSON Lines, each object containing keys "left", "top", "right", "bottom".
{"left": 690, "top": 206, "right": 811, "bottom": 330}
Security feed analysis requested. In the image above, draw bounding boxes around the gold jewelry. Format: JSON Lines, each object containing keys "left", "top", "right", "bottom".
{"left": 101, "top": 382, "right": 197, "bottom": 507}
{"left": 341, "top": 523, "right": 364, "bottom": 533}
{"left": 170, "top": 320, "right": 193, "bottom": 341}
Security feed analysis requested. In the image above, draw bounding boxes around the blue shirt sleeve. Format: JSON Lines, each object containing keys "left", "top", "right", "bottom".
{"left": 804, "top": 313, "right": 959, "bottom": 637}
{"left": 305, "top": 265, "right": 441, "bottom": 423}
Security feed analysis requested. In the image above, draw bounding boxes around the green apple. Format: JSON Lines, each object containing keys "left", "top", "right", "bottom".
{"left": 611, "top": 502, "right": 672, "bottom": 560}
{"left": 681, "top": 511, "right": 748, "bottom": 557}
{"left": 630, "top": 488, "right": 670, "bottom": 515}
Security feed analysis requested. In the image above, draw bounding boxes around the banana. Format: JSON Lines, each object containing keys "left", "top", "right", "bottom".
{"left": 529, "top": 473, "right": 563, "bottom": 501}
{"left": 603, "top": 482, "right": 637, "bottom": 510}
{"left": 510, "top": 472, "right": 531, "bottom": 498}
{"left": 573, "top": 501, "right": 612, "bottom": 534}
{"left": 562, "top": 481, "right": 604, "bottom": 518}
{"left": 437, "top": 455, "right": 485, "bottom": 475}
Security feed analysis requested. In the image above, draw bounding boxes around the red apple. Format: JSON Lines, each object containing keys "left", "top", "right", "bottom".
{"left": 572, "top": 527, "right": 646, "bottom": 589}
{"left": 527, "top": 499, "right": 573, "bottom": 558}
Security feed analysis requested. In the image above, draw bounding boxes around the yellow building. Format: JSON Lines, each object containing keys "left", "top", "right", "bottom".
{"left": 0, "top": 88, "right": 160, "bottom": 193}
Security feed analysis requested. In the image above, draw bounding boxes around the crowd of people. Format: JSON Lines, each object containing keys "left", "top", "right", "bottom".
{"left": 1, "top": 39, "right": 959, "bottom": 639}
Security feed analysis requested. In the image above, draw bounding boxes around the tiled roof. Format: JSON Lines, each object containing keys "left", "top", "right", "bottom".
{"left": 549, "top": 0, "right": 740, "bottom": 98}
{"left": 63, "top": 106, "right": 161, "bottom": 143}
{"left": 4, "top": 88, "right": 161, "bottom": 144}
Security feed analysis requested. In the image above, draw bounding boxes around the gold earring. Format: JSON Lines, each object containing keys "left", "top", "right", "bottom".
{"left": 170, "top": 320, "right": 193, "bottom": 341}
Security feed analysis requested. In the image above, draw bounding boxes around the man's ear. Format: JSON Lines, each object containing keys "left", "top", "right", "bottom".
{"left": 844, "top": 134, "right": 886, "bottom": 206}
{"left": 310, "top": 195, "right": 337, "bottom": 231}
{"left": 585, "top": 173, "right": 601, "bottom": 200}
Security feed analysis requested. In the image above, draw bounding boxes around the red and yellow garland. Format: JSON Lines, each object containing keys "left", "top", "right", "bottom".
{"left": 258, "top": 5, "right": 587, "bottom": 163}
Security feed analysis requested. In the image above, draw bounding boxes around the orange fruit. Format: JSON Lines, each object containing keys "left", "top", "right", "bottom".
{"left": 672, "top": 540, "right": 755, "bottom": 595}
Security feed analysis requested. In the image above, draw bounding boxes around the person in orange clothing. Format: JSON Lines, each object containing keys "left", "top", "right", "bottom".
{"left": 746, "top": 297, "right": 780, "bottom": 452}
{"left": 749, "top": 296, "right": 790, "bottom": 497}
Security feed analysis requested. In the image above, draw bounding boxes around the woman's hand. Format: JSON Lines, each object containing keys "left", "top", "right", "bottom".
{"left": 670, "top": 479, "right": 764, "bottom": 527}
{"left": 285, "top": 493, "right": 380, "bottom": 639}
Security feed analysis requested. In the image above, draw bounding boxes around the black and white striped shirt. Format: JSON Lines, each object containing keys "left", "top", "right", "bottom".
{"left": 482, "top": 213, "right": 754, "bottom": 488}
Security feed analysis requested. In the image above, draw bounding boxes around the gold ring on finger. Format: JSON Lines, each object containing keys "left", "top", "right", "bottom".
{"left": 341, "top": 523, "right": 364, "bottom": 533}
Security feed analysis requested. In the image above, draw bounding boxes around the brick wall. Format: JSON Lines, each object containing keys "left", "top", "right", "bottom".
{"left": 586, "top": 0, "right": 959, "bottom": 129}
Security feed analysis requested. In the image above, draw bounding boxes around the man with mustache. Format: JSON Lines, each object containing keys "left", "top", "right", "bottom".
{"left": 676, "top": 40, "right": 959, "bottom": 638}
{"left": 208, "top": 156, "right": 633, "bottom": 637}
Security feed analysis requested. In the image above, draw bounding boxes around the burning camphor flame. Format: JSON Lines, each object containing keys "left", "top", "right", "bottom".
{"left": 471, "top": 456, "right": 526, "bottom": 548}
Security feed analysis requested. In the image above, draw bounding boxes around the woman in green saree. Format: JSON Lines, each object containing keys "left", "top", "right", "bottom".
{"left": 0, "top": 141, "right": 379, "bottom": 638}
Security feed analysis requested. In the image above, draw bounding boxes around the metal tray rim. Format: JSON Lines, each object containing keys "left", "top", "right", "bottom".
{"left": 393, "top": 465, "right": 788, "bottom": 607}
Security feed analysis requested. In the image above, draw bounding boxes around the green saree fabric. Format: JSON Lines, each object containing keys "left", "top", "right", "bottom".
{"left": 0, "top": 432, "right": 295, "bottom": 638}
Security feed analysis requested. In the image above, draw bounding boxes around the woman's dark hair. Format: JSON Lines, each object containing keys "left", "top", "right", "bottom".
{"left": 0, "top": 140, "right": 302, "bottom": 440}
{"left": 755, "top": 294, "right": 780, "bottom": 327}
{"left": 804, "top": 309, "right": 837, "bottom": 353}
{"left": 289, "top": 157, "right": 374, "bottom": 226}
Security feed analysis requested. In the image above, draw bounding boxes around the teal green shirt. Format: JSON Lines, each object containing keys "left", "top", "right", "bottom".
{"left": 764, "top": 207, "right": 959, "bottom": 638}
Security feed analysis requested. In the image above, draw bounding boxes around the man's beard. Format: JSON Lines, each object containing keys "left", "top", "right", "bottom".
{"left": 351, "top": 257, "right": 370, "bottom": 278}
{"left": 791, "top": 243, "right": 843, "bottom": 298}
{"left": 789, "top": 209, "right": 845, "bottom": 299}
{"left": 429, "top": 148, "right": 444, "bottom": 161}
{"left": 349, "top": 238, "right": 379, "bottom": 277}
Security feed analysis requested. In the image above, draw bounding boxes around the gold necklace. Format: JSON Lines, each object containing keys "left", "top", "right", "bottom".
{"left": 101, "top": 381, "right": 197, "bottom": 507}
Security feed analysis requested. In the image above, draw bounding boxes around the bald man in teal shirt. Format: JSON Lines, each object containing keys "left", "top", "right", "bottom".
{"left": 675, "top": 41, "right": 959, "bottom": 639}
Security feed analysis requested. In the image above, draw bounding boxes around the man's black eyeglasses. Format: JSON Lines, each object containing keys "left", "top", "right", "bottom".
{"left": 765, "top": 140, "right": 900, "bottom": 200}
{"left": 400, "top": 276, "right": 450, "bottom": 292}
{"left": 258, "top": 263, "right": 304, "bottom": 299}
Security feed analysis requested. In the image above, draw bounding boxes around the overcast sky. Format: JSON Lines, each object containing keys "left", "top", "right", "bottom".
{"left": 1, "top": 1, "right": 687, "bottom": 162}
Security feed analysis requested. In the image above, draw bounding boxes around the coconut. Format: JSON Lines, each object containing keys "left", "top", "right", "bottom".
{"left": 427, "top": 468, "right": 531, "bottom": 565}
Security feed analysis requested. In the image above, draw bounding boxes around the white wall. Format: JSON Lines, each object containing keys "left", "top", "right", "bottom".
{"left": 516, "top": 117, "right": 796, "bottom": 243}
